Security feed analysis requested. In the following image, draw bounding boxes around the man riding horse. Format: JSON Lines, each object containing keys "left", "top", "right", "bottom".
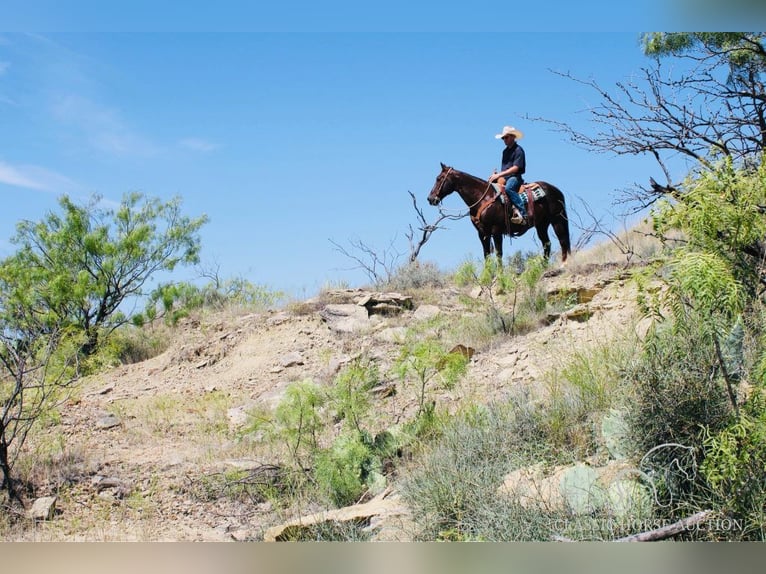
{"left": 488, "top": 126, "right": 528, "bottom": 226}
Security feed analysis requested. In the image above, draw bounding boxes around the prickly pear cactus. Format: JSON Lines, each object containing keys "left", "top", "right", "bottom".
{"left": 560, "top": 464, "right": 606, "bottom": 515}
{"left": 601, "top": 408, "right": 631, "bottom": 459}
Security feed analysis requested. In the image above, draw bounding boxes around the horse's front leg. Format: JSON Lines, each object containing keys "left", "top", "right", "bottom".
{"left": 536, "top": 224, "right": 552, "bottom": 260}
{"left": 493, "top": 233, "right": 504, "bottom": 262}
{"left": 479, "top": 231, "right": 492, "bottom": 259}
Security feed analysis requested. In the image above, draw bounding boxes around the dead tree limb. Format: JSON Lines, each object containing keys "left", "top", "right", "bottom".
{"left": 331, "top": 191, "right": 466, "bottom": 285}
{"left": 616, "top": 510, "right": 713, "bottom": 542}
{"left": 406, "top": 191, "right": 466, "bottom": 263}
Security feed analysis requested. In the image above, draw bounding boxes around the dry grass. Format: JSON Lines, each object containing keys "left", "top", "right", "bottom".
{"left": 567, "top": 218, "right": 684, "bottom": 272}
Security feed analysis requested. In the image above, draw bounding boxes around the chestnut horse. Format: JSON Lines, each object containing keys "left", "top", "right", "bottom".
{"left": 427, "top": 163, "right": 571, "bottom": 262}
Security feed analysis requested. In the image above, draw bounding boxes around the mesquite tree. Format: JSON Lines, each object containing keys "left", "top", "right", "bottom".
{"left": 0, "top": 315, "right": 77, "bottom": 504}
{"left": 0, "top": 192, "right": 208, "bottom": 357}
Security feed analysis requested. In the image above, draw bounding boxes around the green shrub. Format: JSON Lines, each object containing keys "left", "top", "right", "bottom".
{"left": 328, "top": 358, "right": 378, "bottom": 432}
{"left": 87, "top": 324, "right": 170, "bottom": 368}
{"left": 313, "top": 432, "right": 378, "bottom": 507}
{"left": 276, "top": 520, "right": 373, "bottom": 541}
{"left": 273, "top": 380, "right": 326, "bottom": 468}
{"left": 141, "top": 278, "right": 284, "bottom": 326}
{"left": 623, "top": 316, "right": 733, "bottom": 507}
{"left": 700, "top": 389, "right": 766, "bottom": 538}
{"left": 395, "top": 338, "right": 469, "bottom": 416}
{"left": 400, "top": 402, "right": 565, "bottom": 540}
{"left": 453, "top": 255, "right": 548, "bottom": 336}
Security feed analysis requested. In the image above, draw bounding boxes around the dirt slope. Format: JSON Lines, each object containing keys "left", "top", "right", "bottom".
{"left": 14, "top": 261, "right": 645, "bottom": 541}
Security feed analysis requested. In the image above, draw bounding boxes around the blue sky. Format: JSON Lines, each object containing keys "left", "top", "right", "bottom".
{"left": 0, "top": 32, "right": 698, "bottom": 297}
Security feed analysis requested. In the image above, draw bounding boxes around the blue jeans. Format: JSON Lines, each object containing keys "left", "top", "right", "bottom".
{"left": 504, "top": 175, "right": 526, "bottom": 218}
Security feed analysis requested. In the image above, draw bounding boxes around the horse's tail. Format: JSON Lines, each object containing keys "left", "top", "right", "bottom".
{"left": 543, "top": 182, "right": 571, "bottom": 261}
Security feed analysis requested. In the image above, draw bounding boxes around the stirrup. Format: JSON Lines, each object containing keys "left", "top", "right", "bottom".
{"left": 510, "top": 213, "right": 524, "bottom": 225}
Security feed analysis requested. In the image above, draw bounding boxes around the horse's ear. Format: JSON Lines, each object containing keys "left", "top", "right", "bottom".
{"left": 440, "top": 162, "right": 447, "bottom": 170}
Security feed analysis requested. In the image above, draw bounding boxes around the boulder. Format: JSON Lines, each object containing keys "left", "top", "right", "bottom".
{"left": 263, "top": 487, "right": 410, "bottom": 542}
{"left": 319, "top": 304, "right": 370, "bottom": 334}
{"left": 28, "top": 496, "right": 57, "bottom": 521}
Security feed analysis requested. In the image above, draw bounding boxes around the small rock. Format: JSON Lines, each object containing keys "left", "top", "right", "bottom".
{"left": 95, "top": 413, "right": 121, "bottom": 430}
{"left": 370, "top": 382, "right": 397, "bottom": 398}
{"left": 28, "top": 496, "right": 57, "bottom": 521}
{"left": 412, "top": 305, "right": 441, "bottom": 321}
{"left": 375, "top": 327, "right": 408, "bottom": 343}
{"left": 279, "top": 351, "right": 304, "bottom": 368}
{"left": 267, "top": 312, "right": 290, "bottom": 326}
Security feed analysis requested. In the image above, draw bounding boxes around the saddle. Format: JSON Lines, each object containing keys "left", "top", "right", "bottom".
{"left": 493, "top": 178, "right": 541, "bottom": 226}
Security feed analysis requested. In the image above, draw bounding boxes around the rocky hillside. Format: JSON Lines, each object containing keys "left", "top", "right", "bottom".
{"left": 11, "top": 258, "right": 648, "bottom": 541}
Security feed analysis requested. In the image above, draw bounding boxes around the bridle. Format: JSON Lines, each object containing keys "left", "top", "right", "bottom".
{"left": 431, "top": 166, "right": 454, "bottom": 202}
{"left": 433, "top": 167, "right": 494, "bottom": 211}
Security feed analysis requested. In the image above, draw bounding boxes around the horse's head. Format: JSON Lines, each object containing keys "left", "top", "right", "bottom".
{"left": 427, "top": 163, "right": 456, "bottom": 206}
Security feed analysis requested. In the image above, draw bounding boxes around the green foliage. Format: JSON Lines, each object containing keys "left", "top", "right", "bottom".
{"left": 0, "top": 324, "right": 80, "bottom": 502}
{"left": 143, "top": 277, "right": 284, "bottom": 326}
{"left": 277, "top": 520, "right": 372, "bottom": 541}
{"left": 399, "top": 402, "right": 575, "bottom": 541}
{"left": 642, "top": 33, "right": 766, "bottom": 70}
{"left": 620, "top": 160, "right": 766, "bottom": 537}
{"left": 266, "top": 362, "right": 405, "bottom": 510}
{"left": 327, "top": 358, "right": 378, "bottom": 432}
{"left": 623, "top": 315, "right": 733, "bottom": 506}
{"left": 144, "top": 282, "right": 205, "bottom": 326}
{"left": 654, "top": 162, "right": 766, "bottom": 294}
{"left": 0, "top": 192, "right": 208, "bottom": 356}
{"left": 273, "top": 380, "right": 326, "bottom": 467}
{"left": 84, "top": 324, "right": 170, "bottom": 368}
{"left": 395, "top": 338, "right": 468, "bottom": 416}
{"left": 313, "top": 432, "right": 378, "bottom": 507}
{"left": 542, "top": 339, "right": 638, "bottom": 459}
{"left": 699, "top": 388, "right": 766, "bottom": 537}
{"left": 400, "top": 405, "right": 514, "bottom": 539}
{"left": 454, "top": 255, "right": 548, "bottom": 335}
{"left": 666, "top": 251, "right": 744, "bottom": 321}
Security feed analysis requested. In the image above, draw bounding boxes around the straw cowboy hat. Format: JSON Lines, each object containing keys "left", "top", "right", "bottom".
{"left": 494, "top": 126, "right": 524, "bottom": 140}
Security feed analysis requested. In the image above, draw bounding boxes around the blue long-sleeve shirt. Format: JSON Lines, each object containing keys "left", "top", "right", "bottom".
{"left": 501, "top": 143, "right": 526, "bottom": 178}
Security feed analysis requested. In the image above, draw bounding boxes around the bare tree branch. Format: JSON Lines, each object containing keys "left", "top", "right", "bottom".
{"left": 329, "top": 236, "right": 403, "bottom": 287}
{"left": 331, "top": 191, "right": 466, "bottom": 286}
{"left": 616, "top": 510, "right": 713, "bottom": 542}
{"left": 528, "top": 40, "right": 766, "bottom": 211}
{"left": 405, "top": 191, "right": 466, "bottom": 263}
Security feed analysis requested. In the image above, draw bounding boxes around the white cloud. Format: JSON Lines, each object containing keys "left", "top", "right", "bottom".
{"left": 0, "top": 161, "right": 47, "bottom": 190}
{"left": 0, "top": 160, "right": 79, "bottom": 193}
{"left": 179, "top": 137, "right": 220, "bottom": 152}
{"left": 51, "top": 94, "right": 161, "bottom": 157}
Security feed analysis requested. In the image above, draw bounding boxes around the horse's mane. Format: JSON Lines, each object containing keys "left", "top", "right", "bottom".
{"left": 449, "top": 167, "right": 489, "bottom": 187}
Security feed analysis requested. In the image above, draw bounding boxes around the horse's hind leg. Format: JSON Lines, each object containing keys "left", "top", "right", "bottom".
{"left": 551, "top": 214, "right": 571, "bottom": 262}
{"left": 536, "top": 224, "right": 552, "bottom": 260}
